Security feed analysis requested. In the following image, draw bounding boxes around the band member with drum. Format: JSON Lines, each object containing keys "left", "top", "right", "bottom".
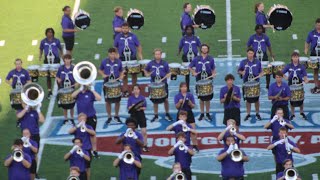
{"left": 282, "top": 52, "right": 308, "bottom": 120}
{"left": 166, "top": 163, "right": 185, "bottom": 180}
{"left": 305, "top": 18, "right": 320, "bottom": 94}
{"left": 220, "top": 74, "right": 241, "bottom": 125}
{"left": 64, "top": 138, "right": 90, "bottom": 180}
{"left": 178, "top": 26, "right": 201, "bottom": 91}
{"left": 127, "top": 84, "right": 149, "bottom": 152}
{"left": 254, "top": 2, "right": 274, "bottom": 31}
{"left": 61, "top": 6, "right": 78, "bottom": 55}
{"left": 189, "top": 44, "right": 216, "bottom": 121}
{"left": 217, "top": 119, "right": 246, "bottom": 148}
{"left": 113, "top": 6, "right": 125, "bottom": 39}
{"left": 114, "top": 22, "right": 143, "bottom": 97}
{"left": 4, "top": 139, "right": 32, "bottom": 180}
{"left": 276, "top": 159, "right": 302, "bottom": 180}
{"left": 98, "top": 47, "right": 124, "bottom": 124}
{"left": 56, "top": 54, "right": 76, "bottom": 125}
{"left": 113, "top": 144, "right": 142, "bottom": 180}
{"left": 6, "top": 58, "right": 31, "bottom": 89}
{"left": 21, "top": 128, "right": 38, "bottom": 180}
{"left": 267, "top": 127, "right": 301, "bottom": 174}
{"left": 144, "top": 48, "right": 173, "bottom": 122}
{"left": 168, "top": 132, "right": 195, "bottom": 180}
{"left": 180, "top": 3, "right": 199, "bottom": 35}
{"left": 216, "top": 135, "right": 249, "bottom": 180}
{"left": 247, "top": 25, "right": 273, "bottom": 89}
{"left": 268, "top": 71, "right": 291, "bottom": 120}
{"left": 238, "top": 48, "right": 263, "bottom": 121}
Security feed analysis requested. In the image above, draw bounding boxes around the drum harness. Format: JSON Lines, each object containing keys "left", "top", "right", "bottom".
{"left": 198, "top": 60, "right": 210, "bottom": 80}
{"left": 46, "top": 43, "right": 56, "bottom": 64}
{"left": 121, "top": 36, "right": 132, "bottom": 62}
{"left": 62, "top": 67, "right": 72, "bottom": 88}
{"left": 154, "top": 65, "right": 163, "bottom": 83}
{"left": 243, "top": 59, "right": 258, "bottom": 99}
{"left": 185, "top": 36, "right": 196, "bottom": 62}
{"left": 13, "top": 73, "right": 23, "bottom": 90}
{"left": 289, "top": 64, "right": 302, "bottom": 85}
{"left": 107, "top": 62, "right": 117, "bottom": 82}
{"left": 254, "top": 35, "right": 265, "bottom": 61}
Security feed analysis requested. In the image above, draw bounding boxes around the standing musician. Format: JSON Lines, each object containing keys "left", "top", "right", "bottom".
{"left": 217, "top": 119, "right": 246, "bottom": 148}
{"left": 61, "top": 5, "right": 78, "bottom": 55}
{"left": 247, "top": 25, "right": 273, "bottom": 89}
{"left": 99, "top": 48, "right": 125, "bottom": 124}
{"left": 112, "top": 6, "right": 125, "bottom": 39}
{"left": 21, "top": 128, "right": 38, "bottom": 180}
{"left": 216, "top": 135, "right": 249, "bottom": 180}
{"left": 189, "top": 44, "right": 216, "bottom": 121}
{"left": 114, "top": 22, "right": 143, "bottom": 97}
{"left": 39, "top": 28, "right": 63, "bottom": 99}
{"left": 127, "top": 84, "right": 149, "bottom": 152}
{"left": 276, "top": 159, "right": 302, "bottom": 180}
{"left": 282, "top": 52, "right": 308, "bottom": 120}
{"left": 56, "top": 54, "right": 76, "bottom": 125}
{"left": 180, "top": 3, "right": 199, "bottom": 35}
{"left": 254, "top": 2, "right": 275, "bottom": 31}
{"left": 178, "top": 25, "right": 201, "bottom": 91}
{"left": 220, "top": 74, "right": 241, "bottom": 125}
{"left": 69, "top": 166, "right": 81, "bottom": 180}
{"left": 166, "top": 163, "right": 185, "bottom": 180}
{"left": 304, "top": 18, "right": 320, "bottom": 94}
{"left": 144, "top": 48, "right": 173, "bottom": 122}
{"left": 268, "top": 71, "right": 291, "bottom": 120}
{"left": 238, "top": 48, "right": 263, "bottom": 121}
{"left": 4, "top": 139, "right": 32, "bottom": 180}
{"left": 6, "top": 58, "right": 31, "bottom": 89}
{"left": 267, "top": 127, "right": 301, "bottom": 174}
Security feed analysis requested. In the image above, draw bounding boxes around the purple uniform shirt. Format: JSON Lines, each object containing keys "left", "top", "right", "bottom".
{"left": 61, "top": 15, "right": 75, "bottom": 37}
{"left": 173, "top": 146, "right": 192, "bottom": 169}
{"left": 18, "top": 110, "right": 40, "bottom": 135}
{"left": 22, "top": 139, "right": 38, "bottom": 160}
{"left": 222, "top": 131, "right": 241, "bottom": 148}
{"left": 179, "top": 35, "right": 201, "bottom": 55}
{"left": 39, "top": 38, "right": 62, "bottom": 57}
{"left": 172, "top": 124, "right": 193, "bottom": 146}
{"left": 174, "top": 92, "right": 195, "bottom": 111}
{"left": 219, "top": 148, "right": 246, "bottom": 177}
{"left": 75, "top": 90, "right": 96, "bottom": 118}
{"left": 238, "top": 59, "right": 262, "bottom": 82}
{"left": 306, "top": 30, "right": 320, "bottom": 52}
{"left": 127, "top": 94, "right": 147, "bottom": 109}
{"left": 73, "top": 124, "right": 94, "bottom": 150}
{"left": 5, "top": 153, "right": 32, "bottom": 180}
{"left": 69, "top": 150, "right": 90, "bottom": 172}
{"left": 56, "top": 65, "right": 76, "bottom": 86}
{"left": 220, "top": 85, "right": 241, "bottom": 109}
{"left": 119, "top": 131, "right": 144, "bottom": 158}
{"left": 247, "top": 34, "right": 271, "bottom": 54}
{"left": 282, "top": 63, "right": 307, "bottom": 83}
{"left": 114, "top": 32, "right": 140, "bottom": 57}
{"left": 268, "top": 82, "right": 291, "bottom": 105}
{"left": 273, "top": 139, "right": 297, "bottom": 164}
{"left": 267, "top": 119, "right": 292, "bottom": 141}
{"left": 189, "top": 55, "right": 215, "bottom": 75}
{"left": 256, "top": 11, "right": 267, "bottom": 25}
{"left": 180, "top": 12, "right": 193, "bottom": 32}
{"left": 6, "top": 69, "right": 31, "bottom": 88}
{"left": 112, "top": 15, "right": 125, "bottom": 36}
{"left": 99, "top": 58, "right": 123, "bottom": 80}
{"left": 145, "top": 59, "right": 170, "bottom": 82}
{"left": 118, "top": 157, "right": 140, "bottom": 180}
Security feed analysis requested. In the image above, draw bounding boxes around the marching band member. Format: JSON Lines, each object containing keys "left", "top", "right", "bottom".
{"left": 6, "top": 58, "right": 31, "bottom": 89}
{"left": 305, "top": 18, "right": 320, "bottom": 94}
{"left": 217, "top": 119, "right": 246, "bottom": 148}
{"left": 21, "top": 128, "right": 38, "bottom": 180}
{"left": 39, "top": 28, "right": 63, "bottom": 99}
{"left": 68, "top": 113, "right": 96, "bottom": 180}
{"left": 113, "top": 144, "right": 142, "bottom": 180}
{"left": 56, "top": 54, "right": 76, "bottom": 125}
{"left": 114, "top": 22, "right": 143, "bottom": 97}
{"left": 168, "top": 132, "right": 195, "bottom": 180}
{"left": 166, "top": 110, "right": 198, "bottom": 152}
{"left": 267, "top": 127, "right": 301, "bottom": 174}
{"left": 127, "top": 84, "right": 149, "bottom": 152}
{"left": 238, "top": 48, "right": 263, "bottom": 121}
{"left": 144, "top": 48, "right": 173, "bottom": 122}
{"left": 189, "top": 44, "right": 216, "bottom": 121}
{"left": 276, "top": 159, "right": 302, "bottom": 180}
{"left": 216, "top": 135, "right": 249, "bottom": 180}
{"left": 69, "top": 166, "right": 81, "bottom": 179}
{"left": 112, "top": 6, "right": 125, "bottom": 39}
{"left": 98, "top": 47, "right": 124, "bottom": 124}
{"left": 254, "top": 2, "right": 274, "bottom": 31}
{"left": 180, "top": 3, "right": 198, "bottom": 35}
{"left": 220, "top": 74, "right": 241, "bottom": 125}
{"left": 61, "top": 5, "right": 78, "bottom": 55}
{"left": 282, "top": 52, "right": 308, "bottom": 120}
{"left": 268, "top": 71, "right": 291, "bottom": 120}
{"left": 4, "top": 139, "right": 32, "bottom": 180}
{"left": 166, "top": 163, "right": 185, "bottom": 180}
{"left": 64, "top": 138, "right": 90, "bottom": 180}
{"left": 247, "top": 24, "right": 273, "bottom": 89}
{"left": 178, "top": 25, "right": 201, "bottom": 91}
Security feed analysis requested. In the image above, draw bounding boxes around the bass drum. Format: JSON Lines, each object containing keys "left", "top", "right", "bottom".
{"left": 127, "top": 9, "right": 144, "bottom": 30}
{"left": 74, "top": 9, "right": 91, "bottom": 30}
{"left": 193, "top": 5, "right": 216, "bottom": 29}
{"left": 267, "top": 4, "right": 293, "bottom": 31}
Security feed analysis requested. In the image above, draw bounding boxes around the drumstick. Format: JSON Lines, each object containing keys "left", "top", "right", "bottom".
{"left": 160, "top": 73, "right": 172, "bottom": 82}
{"left": 204, "top": 73, "right": 219, "bottom": 80}
{"left": 249, "top": 73, "right": 264, "bottom": 81}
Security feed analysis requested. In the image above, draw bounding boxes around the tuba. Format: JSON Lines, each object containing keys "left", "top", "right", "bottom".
{"left": 123, "top": 151, "right": 135, "bottom": 164}
{"left": 13, "top": 149, "right": 24, "bottom": 162}
{"left": 21, "top": 83, "right": 44, "bottom": 107}
{"left": 230, "top": 144, "right": 243, "bottom": 162}
{"left": 73, "top": 61, "right": 97, "bottom": 85}
{"left": 285, "top": 168, "right": 298, "bottom": 180}
{"left": 175, "top": 171, "right": 185, "bottom": 180}
{"left": 66, "top": 176, "right": 80, "bottom": 180}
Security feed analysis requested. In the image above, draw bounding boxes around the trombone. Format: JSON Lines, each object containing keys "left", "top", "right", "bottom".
{"left": 80, "top": 124, "right": 86, "bottom": 133}
{"left": 284, "top": 168, "right": 298, "bottom": 180}
{"left": 76, "top": 147, "right": 83, "bottom": 155}
{"left": 123, "top": 151, "right": 135, "bottom": 164}
{"left": 13, "top": 149, "right": 24, "bottom": 162}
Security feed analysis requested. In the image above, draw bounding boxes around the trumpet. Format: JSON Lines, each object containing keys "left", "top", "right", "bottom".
{"left": 182, "top": 124, "right": 188, "bottom": 132}
{"left": 284, "top": 135, "right": 292, "bottom": 154}
{"left": 73, "top": 61, "right": 97, "bottom": 85}
{"left": 285, "top": 168, "right": 298, "bottom": 180}
{"left": 279, "top": 118, "right": 286, "bottom": 126}
{"left": 123, "top": 151, "right": 135, "bottom": 164}
{"left": 66, "top": 176, "right": 80, "bottom": 180}
{"left": 230, "top": 144, "right": 243, "bottom": 162}
{"left": 21, "top": 83, "right": 44, "bottom": 107}
{"left": 23, "top": 140, "right": 29, "bottom": 148}
{"left": 127, "top": 129, "right": 134, "bottom": 138}
{"left": 230, "top": 126, "right": 237, "bottom": 133}
{"left": 174, "top": 171, "right": 185, "bottom": 180}
{"left": 178, "top": 144, "right": 185, "bottom": 151}
{"left": 80, "top": 124, "right": 86, "bottom": 133}
{"left": 13, "top": 149, "right": 24, "bottom": 162}
{"left": 76, "top": 148, "right": 83, "bottom": 155}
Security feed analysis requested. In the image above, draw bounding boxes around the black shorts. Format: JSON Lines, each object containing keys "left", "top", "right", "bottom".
{"left": 86, "top": 115, "right": 97, "bottom": 131}
{"left": 103, "top": 79, "right": 122, "bottom": 103}
{"left": 176, "top": 110, "right": 195, "bottom": 124}
{"left": 62, "top": 36, "right": 75, "bottom": 51}
{"left": 85, "top": 149, "right": 92, "bottom": 168}
{"left": 223, "top": 108, "right": 241, "bottom": 126}
{"left": 150, "top": 82, "right": 169, "bottom": 104}
{"left": 246, "top": 97, "right": 259, "bottom": 103}
{"left": 290, "top": 100, "right": 304, "bottom": 107}
{"left": 30, "top": 159, "right": 37, "bottom": 174}
{"left": 79, "top": 172, "right": 87, "bottom": 180}
{"left": 222, "top": 176, "right": 244, "bottom": 180}
{"left": 120, "top": 55, "right": 137, "bottom": 61}
{"left": 31, "top": 134, "right": 40, "bottom": 148}
{"left": 44, "top": 57, "right": 60, "bottom": 64}
{"left": 182, "top": 54, "right": 193, "bottom": 62}
{"left": 131, "top": 111, "right": 147, "bottom": 128}
{"left": 182, "top": 168, "right": 192, "bottom": 180}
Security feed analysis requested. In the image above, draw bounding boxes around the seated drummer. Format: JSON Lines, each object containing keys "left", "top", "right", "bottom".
{"left": 39, "top": 28, "right": 63, "bottom": 99}
{"left": 114, "top": 22, "right": 143, "bottom": 97}
{"left": 238, "top": 48, "right": 263, "bottom": 121}
{"left": 6, "top": 58, "right": 31, "bottom": 90}
{"left": 98, "top": 47, "right": 125, "bottom": 124}
{"left": 188, "top": 44, "right": 216, "bottom": 121}
{"left": 143, "top": 48, "right": 173, "bottom": 122}
{"left": 282, "top": 52, "right": 308, "bottom": 120}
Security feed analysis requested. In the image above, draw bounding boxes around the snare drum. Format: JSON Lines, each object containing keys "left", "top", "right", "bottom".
{"left": 267, "top": 4, "right": 293, "bottom": 31}
{"left": 139, "top": 59, "right": 151, "bottom": 76}
{"left": 299, "top": 57, "right": 309, "bottom": 68}
{"left": 193, "top": 5, "right": 216, "bottom": 29}
{"left": 243, "top": 80, "right": 260, "bottom": 103}
{"left": 290, "top": 84, "right": 304, "bottom": 107}
{"left": 179, "top": 62, "right": 190, "bottom": 76}
{"left": 127, "top": 60, "right": 141, "bottom": 74}
{"left": 58, "top": 88, "right": 75, "bottom": 109}
{"left": 10, "top": 89, "right": 22, "bottom": 110}
{"left": 261, "top": 61, "right": 272, "bottom": 75}
{"left": 49, "top": 64, "right": 60, "bottom": 78}
{"left": 169, "top": 63, "right": 181, "bottom": 75}
{"left": 74, "top": 9, "right": 91, "bottom": 30}
{"left": 196, "top": 79, "right": 213, "bottom": 101}
{"left": 39, "top": 64, "right": 49, "bottom": 77}
{"left": 104, "top": 81, "right": 122, "bottom": 102}
{"left": 149, "top": 82, "right": 167, "bottom": 104}
{"left": 127, "top": 9, "right": 144, "bottom": 30}
{"left": 308, "top": 57, "right": 319, "bottom": 69}
{"left": 27, "top": 65, "right": 40, "bottom": 82}
{"left": 271, "top": 61, "right": 285, "bottom": 74}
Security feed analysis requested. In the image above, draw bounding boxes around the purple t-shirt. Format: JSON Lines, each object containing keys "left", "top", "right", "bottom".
{"left": 306, "top": 30, "right": 320, "bottom": 52}
{"left": 238, "top": 59, "right": 262, "bottom": 82}
{"left": 268, "top": 82, "right": 291, "bottom": 105}
{"left": 119, "top": 131, "right": 144, "bottom": 158}
{"left": 218, "top": 148, "right": 246, "bottom": 177}
{"left": 272, "top": 139, "right": 297, "bottom": 164}
{"left": 174, "top": 92, "right": 195, "bottom": 111}
{"left": 179, "top": 35, "right": 201, "bottom": 55}
{"left": 267, "top": 119, "right": 292, "bottom": 141}
{"left": 145, "top": 59, "right": 170, "bottom": 82}
{"left": 5, "top": 153, "right": 32, "bottom": 180}
{"left": 282, "top": 63, "right": 307, "bottom": 83}
{"left": 69, "top": 150, "right": 90, "bottom": 172}
{"left": 73, "top": 124, "right": 94, "bottom": 150}
{"left": 17, "top": 110, "right": 40, "bottom": 135}
{"left": 39, "top": 38, "right": 62, "bottom": 57}
{"left": 99, "top": 58, "right": 123, "bottom": 80}
{"left": 127, "top": 94, "right": 147, "bottom": 109}
{"left": 173, "top": 146, "right": 192, "bottom": 169}
{"left": 61, "top": 15, "right": 75, "bottom": 37}
{"left": 6, "top": 68, "right": 31, "bottom": 88}
{"left": 256, "top": 11, "right": 267, "bottom": 25}
{"left": 118, "top": 157, "right": 140, "bottom": 180}
{"left": 189, "top": 55, "right": 215, "bottom": 75}
{"left": 114, "top": 32, "right": 140, "bottom": 57}
{"left": 172, "top": 124, "right": 193, "bottom": 146}
{"left": 220, "top": 85, "right": 241, "bottom": 109}
{"left": 247, "top": 34, "right": 271, "bottom": 55}
{"left": 180, "top": 12, "right": 193, "bottom": 32}
{"left": 22, "top": 139, "right": 38, "bottom": 160}
{"left": 112, "top": 15, "right": 125, "bottom": 36}
{"left": 75, "top": 90, "right": 96, "bottom": 118}
{"left": 56, "top": 65, "right": 76, "bottom": 86}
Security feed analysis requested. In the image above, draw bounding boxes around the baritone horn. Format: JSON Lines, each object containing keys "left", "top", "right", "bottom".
{"left": 285, "top": 168, "right": 298, "bottom": 180}
{"left": 73, "top": 61, "right": 97, "bottom": 85}
{"left": 123, "top": 151, "right": 135, "bottom": 164}
{"left": 13, "top": 149, "right": 24, "bottom": 162}
{"left": 66, "top": 176, "right": 80, "bottom": 180}
{"left": 175, "top": 171, "right": 185, "bottom": 180}
{"left": 230, "top": 144, "right": 243, "bottom": 162}
{"left": 21, "top": 83, "right": 44, "bottom": 107}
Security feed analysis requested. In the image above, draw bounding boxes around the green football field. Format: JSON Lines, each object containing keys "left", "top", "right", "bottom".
{"left": 0, "top": 0, "right": 320, "bottom": 179}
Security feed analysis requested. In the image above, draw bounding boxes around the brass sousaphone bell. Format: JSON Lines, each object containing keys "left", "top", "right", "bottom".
{"left": 21, "top": 83, "right": 44, "bottom": 107}
{"left": 73, "top": 61, "right": 97, "bottom": 85}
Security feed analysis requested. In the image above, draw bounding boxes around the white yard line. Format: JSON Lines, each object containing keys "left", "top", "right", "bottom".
{"left": 313, "top": 174, "right": 319, "bottom": 180}
{"left": 27, "top": 55, "right": 34, "bottom": 61}
{"left": 226, "top": 0, "right": 232, "bottom": 59}
{"left": 32, "top": 40, "right": 38, "bottom": 46}
{"left": 0, "top": 40, "right": 5, "bottom": 46}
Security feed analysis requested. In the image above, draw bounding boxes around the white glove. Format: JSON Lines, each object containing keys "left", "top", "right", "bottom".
{"left": 79, "top": 150, "right": 85, "bottom": 157}
{"left": 21, "top": 137, "right": 27, "bottom": 142}
{"left": 124, "top": 128, "right": 132, "bottom": 137}
{"left": 24, "top": 105, "right": 30, "bottom": 111}
{"left": 90, "top": 84, "right": 95, "bottom": 91}
{"left": 173, "top": 120, "right": 185, "bottom": 127}
{"left": 234, "top": 143, "right": 239, "bottom": 150}
{"left": 70, "top": 145, "right": 79, "bottom": 154}
{"left": 79, "top": 85, "right": 84, "bottom": 91}
{"left": 174, "top": 140, "right": 183, "bottom": 148}
{"left": 281, "top": 122, "right": 287, "bottom": 126}
{"left": 118, "top": 150, "right": 127, "bottom": 159}
{"left": 225, "top": 125, "right": 233, "bottom": 130}
{"left": 26, "top": 138, "right": 31, "bottom": 146}
{"left": 36, "top": 103, "right": 42, "bottom": 113}
{"left": 273, "top": 139, "right": 285, "bottom": 146}
{"left": 226, "top": 144, "right": 234, "bottom": 154}
{"left": 288, "top": 143, "right": 294, "bottom": 150}
{"left": 76, "top": 121, "right": 84, "bottom": 128}
{"left": 183, "top": 144, "right": 189, "bottom": 151}
{"left": 132, "top": 131, "right": 138, "bottom": 139}
{"left": 271, "top": 115, "right": 279, "bottom": 123}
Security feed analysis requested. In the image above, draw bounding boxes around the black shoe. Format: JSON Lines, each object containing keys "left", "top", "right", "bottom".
{"left": 300, "top": 113, "right": 308, "bottom": 120}
{"left": 290, "top": 114, "right": 295, "bottom": 121}
{"left": 193, "top": 145, "right": 200, "bottom": 153}
{"left": 92, "top": 151, "right": 100, "bottom": 159}
{"left": 142, "top": 146, "right": 150, "bottom": 152}
{"left": 256, "top": 113, "right": 262, "bottom": 121}
{"left": 62, "top": 119, "right": 68, "bottom": 125}
{"left": 266, "top": 85, "right": 269, "bottom": 90}
{"left": 165, "top": 113, "right": 173, "bottom": 121}
{"left": 70, "top": 119, "right": 76, "bottom": 126}
{"left": 47, "top": 91, "right": 52, "bottom": 99}
{"left": 244, "top": 114, "right": 251, "bottom": 121}
{"left": 198, "top": 113, "right": 205, "bottom": 121}
{"left": 35, "top": 173, "right": 40, "bottom": 179}
{"left": 114, "top": 116, "right": 122, "bottom": 124}
{"left": 311, "top": 87, "right": 320, "bottom": 94}
{"left": 106, "top": 117, "right": 112, "bottom": 125}
{"left": 206, "top": 113, "right": 212, "bottom": 121}
{"left": 16, "top": 121, "right": 21, "bottom": 128}
{"left": 151, "top": 115, "right": 159, "bottom": 122}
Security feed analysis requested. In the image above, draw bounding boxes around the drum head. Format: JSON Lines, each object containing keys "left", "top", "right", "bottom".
{"left": 75, "top": 13, "right": 91, "bottom": 30}
{"left": 299, "top": 57, "right": 309, "bottom": 62}
{"left": 268, "top": 7, "right": 292, "bottom": 31}
{"left": 150, "top": 82, "right": 165, "bottom": 87}
{"left": 194, "top": 7, "right": 216, "bottom": 29}
{"left": 58, "top": 88, "right": 74, "bottom": 94}
{"left": 182, "top": 62, "right": 190, "bottom": 67}
{"left": 104, "top": 81, "right": 121, "bottom": 88}
{"left": 139, "top": 59, "right": 151, "bottom": 65}
{"left": 27, "top": 65, "right": 40, "bottom": 70}
{"left": 310, "top": 56, "right": 319, "bottom": 61}
{"left": 271, "top": 61, "right": 285, "bottom": 66}
{"left": 127, "top": 11, "right": 144, "bottom": 30}
{"left": 169, "top": 63, "right": 181, "bottom": 68}
{"left": 127, "top": 60, "right": 138, "bottom": 65}
{"left": 244, "top": 80, "right": 260, "bottom": 86}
